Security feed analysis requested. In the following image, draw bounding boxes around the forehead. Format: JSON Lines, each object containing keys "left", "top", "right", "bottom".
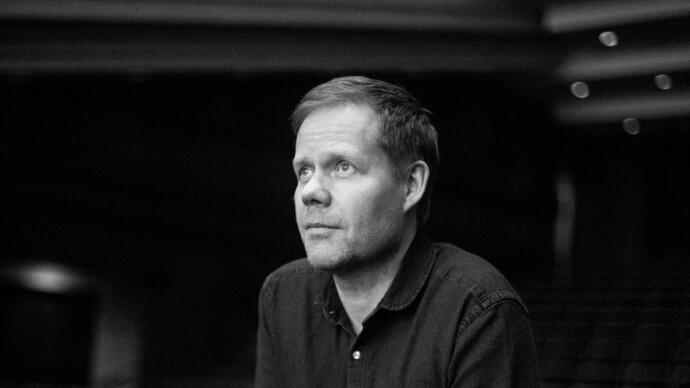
{"left": 294, "top": 104, "right": 380, "bottom": 157}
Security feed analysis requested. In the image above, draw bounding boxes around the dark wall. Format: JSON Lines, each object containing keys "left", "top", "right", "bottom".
{"left": 558, "top": 120, "right": 690, "bottom": 263}
{"left": 0, "top": 286, "right": 95, "bottom": 385}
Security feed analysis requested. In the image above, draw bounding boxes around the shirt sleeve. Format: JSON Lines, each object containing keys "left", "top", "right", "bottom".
{"left": 254, "top": 278, "right": 281, "bottom": 388}
{"left": 448, "top": 299, "right": 540, "bottom": 387}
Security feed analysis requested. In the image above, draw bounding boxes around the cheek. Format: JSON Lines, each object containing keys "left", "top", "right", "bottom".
{"left": 349, "top": 185, "right": 402, "bottom": 229}
{"left": 294, "top": 190, "right": 304, "bottom": 221}
{"left": 293, "top": 186, "right": 301, "bottom": 203}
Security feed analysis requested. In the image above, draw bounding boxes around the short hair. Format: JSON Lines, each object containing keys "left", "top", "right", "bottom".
{"left": 290, "top": 76, "right": 439, "bottom": 225}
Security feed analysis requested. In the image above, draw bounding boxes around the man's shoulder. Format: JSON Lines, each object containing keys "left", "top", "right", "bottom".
{"left": 260, "top": 258, "right": 329, "bottom": 298}
{"left": 267, "top": 257, "right": 317, "bottom": 277}
{"left": 429, "top": 242, "right": 525, "bottom": 311}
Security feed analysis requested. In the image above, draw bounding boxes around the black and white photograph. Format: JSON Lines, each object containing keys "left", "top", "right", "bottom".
{"left": 1, "top": 1, "right": 689, "bottom": 387}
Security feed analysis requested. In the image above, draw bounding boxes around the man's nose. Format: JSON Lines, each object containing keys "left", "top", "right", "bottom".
{"left": 300, "top": 171, "right": 332, "bottom": 207}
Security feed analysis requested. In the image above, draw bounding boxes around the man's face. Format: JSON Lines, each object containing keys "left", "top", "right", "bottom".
{"left": 293, "top": 104, "right": 407, "bottom": 273}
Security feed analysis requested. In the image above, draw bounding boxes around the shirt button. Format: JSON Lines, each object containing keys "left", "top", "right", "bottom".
{"left": 352, "top": 350, "right": 361, "bottom": 360}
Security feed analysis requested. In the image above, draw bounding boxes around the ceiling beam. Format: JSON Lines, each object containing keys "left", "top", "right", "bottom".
{"left": 543, "top": 0, "right": 690, "bottom": 33}
{"left": 0, "top": 0, "right": 539, "bottom": 34}
{"left": 555, "top": 91, "right": 690, "bottom": 125}
{"left": 557, "top": 44, "right": 690, "bottom": 81}
{"left": 0, "top": 23, "right": 554, "bottom": 74}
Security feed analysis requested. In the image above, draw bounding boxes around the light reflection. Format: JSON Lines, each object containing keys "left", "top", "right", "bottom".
{"left": 570, "top": 81, "right": 590, "bottom": 98}
{"left": 654, "top": 74, "right": 673, "bottom": 90}
{"left": 599, "top": 31, "right": 618, "bottom": 47}
{"left": 2, "top": 262, "right": 87, "bottom": 293}
{"left": 622, "top": 117, "right": 641, "bottom": 135}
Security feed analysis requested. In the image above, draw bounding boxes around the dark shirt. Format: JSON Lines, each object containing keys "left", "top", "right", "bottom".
{"left": 255, "top": 234, "right": 539, "bottom": 387}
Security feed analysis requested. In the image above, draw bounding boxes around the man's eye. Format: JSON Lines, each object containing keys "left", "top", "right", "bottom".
{"left": 297, "top": 167, "right": 312, "bottom": 180}
{"left": 335, "top": 161, "right": 356, "bottom": 176}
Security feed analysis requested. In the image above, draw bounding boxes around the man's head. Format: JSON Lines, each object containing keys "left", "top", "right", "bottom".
{"left": 291, "top": 76, "right": 439, "bottom": 273}
{"left": 292, "top": 76, "right": 439, "bottom": 223}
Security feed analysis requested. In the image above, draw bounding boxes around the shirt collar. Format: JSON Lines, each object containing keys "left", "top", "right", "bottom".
{"left": 321, "top": 232, "right": 437, "bottom": 323}
{"left": 377, "top": 232, "right": 436, "bottom": 311}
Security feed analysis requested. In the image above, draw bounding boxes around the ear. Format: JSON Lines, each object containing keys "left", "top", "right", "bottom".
{"left": 403, "top": 161, "right": 430, "bottom": 213}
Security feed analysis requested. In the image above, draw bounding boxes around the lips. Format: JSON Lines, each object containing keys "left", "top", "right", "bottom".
{"left": 305, "top": 223, "right": 339, "bottom": 230}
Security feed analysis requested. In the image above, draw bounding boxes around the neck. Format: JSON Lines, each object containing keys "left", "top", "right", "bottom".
{"left": 333, "top": 224, "right": 417, "bottom": 334}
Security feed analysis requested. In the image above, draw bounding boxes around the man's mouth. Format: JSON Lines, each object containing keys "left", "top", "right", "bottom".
{"left": 305, "top": 223, "right": 339, "bottom": 230}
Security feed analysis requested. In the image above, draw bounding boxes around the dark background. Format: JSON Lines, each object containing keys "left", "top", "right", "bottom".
{"left": 1, "top": 1, "right": 689, "bottom": 386}
{"left": 3, "top": 72, "right": 688, "bottom": 385}
{"left": 1, "top": 73, "right": 558, "bottom": 379}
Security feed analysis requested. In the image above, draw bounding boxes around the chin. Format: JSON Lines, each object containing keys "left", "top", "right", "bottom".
{"left": 306, "top": 252, "right": 349, "bottom": 272}
{"left": 305, "top": 245, "right": 358, "bottom": 273}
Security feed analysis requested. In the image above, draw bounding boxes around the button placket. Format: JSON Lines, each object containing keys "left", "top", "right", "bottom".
{"left": 347, "top": 345, "right": 365, "bottom": 387}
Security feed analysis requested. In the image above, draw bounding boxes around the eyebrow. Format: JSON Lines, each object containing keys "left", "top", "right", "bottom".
{"left": 292, "top": 156, "right": 307, "bottom": 169}
{"left": 292, "top": 150, "right": 357, "bottom": 168}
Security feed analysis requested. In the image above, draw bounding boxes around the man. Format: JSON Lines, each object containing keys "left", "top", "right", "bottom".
{"left": 255, "top": 76, "right": 539, "bottom": 387}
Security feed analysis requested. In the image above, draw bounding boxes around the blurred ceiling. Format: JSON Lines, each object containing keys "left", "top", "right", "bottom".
{"left": 1, "top": 0, "right": 689, "bottom": 126}
{"left": 541, "top": 0, "right": 690, "bottom": 127}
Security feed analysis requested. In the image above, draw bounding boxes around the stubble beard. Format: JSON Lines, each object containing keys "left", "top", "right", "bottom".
{"left": 304, "top": 238, "right": 362, "bottom": 274}
{"left": 302, "top": 231, "right": 402, "bottom": 276}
